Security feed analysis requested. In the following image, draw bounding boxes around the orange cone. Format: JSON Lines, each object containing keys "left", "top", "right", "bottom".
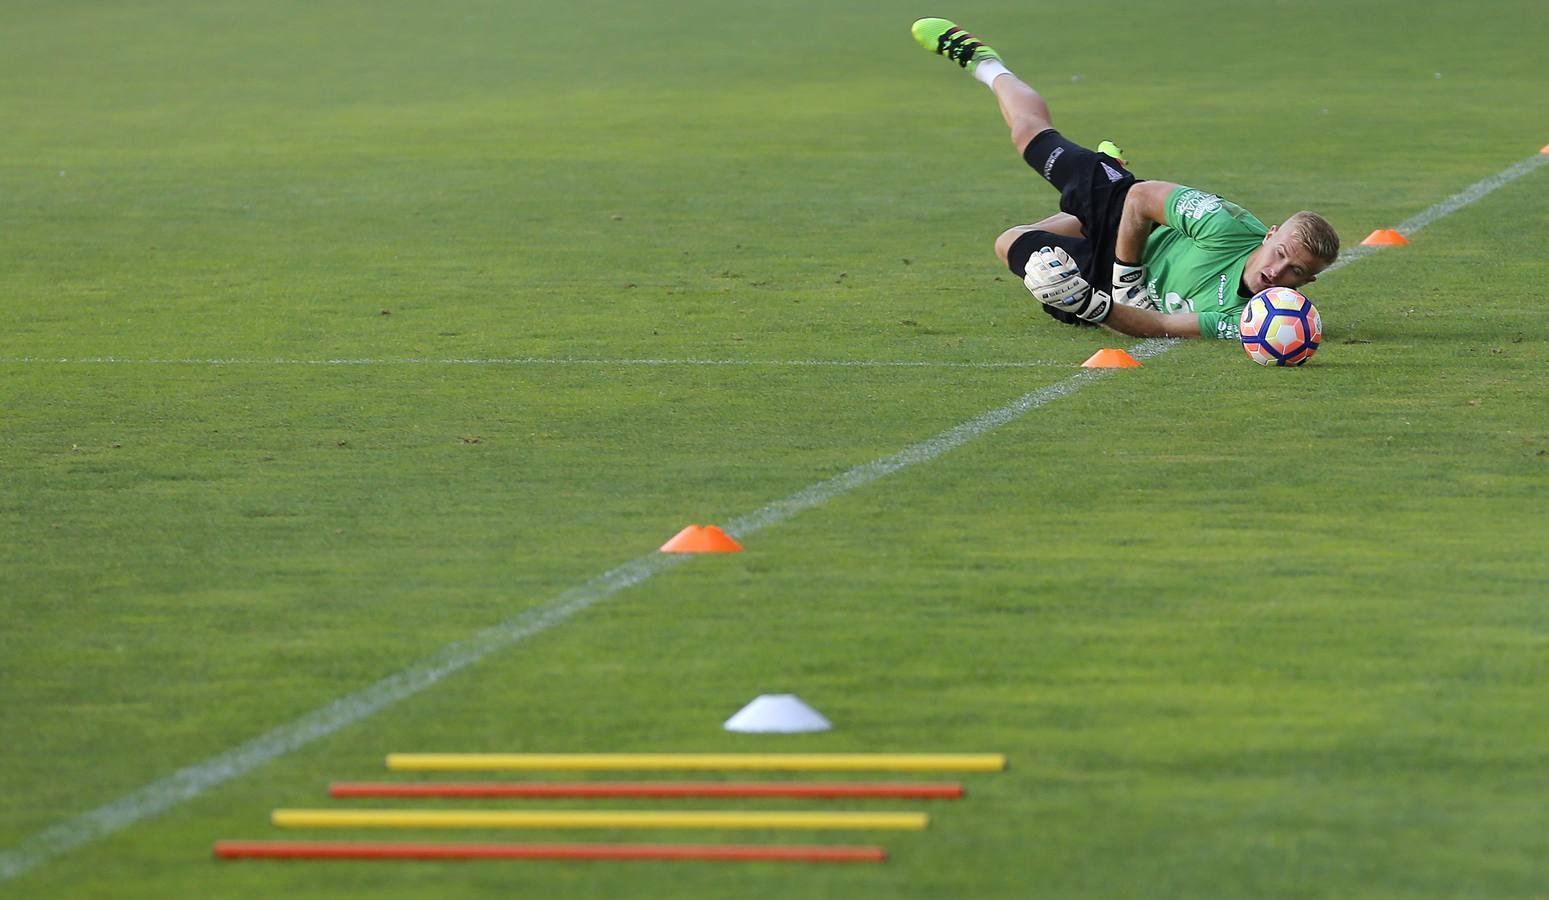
{"left": 1081, "top": 348, "right": 1141, "bottom": 369}
{"left": 660, "top": 524, "right": 743, "bottom": 553}
{"left": 1360, "top": 229, "right": 1409, "bottom": 246}
{"left": 1540, "top": 143, "right": 1549, "bottom": 155}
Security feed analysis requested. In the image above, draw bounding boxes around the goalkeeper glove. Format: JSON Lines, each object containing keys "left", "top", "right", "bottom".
{"left": 1024, "top": 247, "right": 1112, "bottom": 323}
{"left": 1111, "top": 260, "right": 1156, "bottom": 310}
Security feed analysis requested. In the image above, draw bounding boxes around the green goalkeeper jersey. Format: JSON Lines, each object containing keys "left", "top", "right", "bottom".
{"left": 1140, "top": 186, "right": 1268, "bottom": 340}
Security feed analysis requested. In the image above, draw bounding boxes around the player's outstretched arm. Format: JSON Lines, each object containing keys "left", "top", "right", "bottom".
{"left": 1103, "top": 303, "right": 1202, "bottom": 339}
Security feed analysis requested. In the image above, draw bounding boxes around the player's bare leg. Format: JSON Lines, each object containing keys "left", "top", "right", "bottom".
{"left": 911, "top": 18, "right": 1054, "bottom": 152}
{"left": 994, "top": 214, "right": 1083, "bottom": 266}
{"left": 989, "top": 76, "right": 1055, "bottom": 154}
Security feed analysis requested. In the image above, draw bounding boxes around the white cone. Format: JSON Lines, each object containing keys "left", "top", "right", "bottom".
{"left": 723, "top": 694, "right": 832, "bottom": 733}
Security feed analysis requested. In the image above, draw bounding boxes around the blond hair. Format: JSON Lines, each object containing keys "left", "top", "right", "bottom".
{"left": 1284, "top": 211, "right": 1340, "bottom": 264}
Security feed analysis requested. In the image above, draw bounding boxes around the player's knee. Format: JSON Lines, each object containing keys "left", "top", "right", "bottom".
{"left": 994, "top": 227, "right": 1026, "bottom": 265}
{"left": 1011, "top": 121, "right": 1051, "bottom": 157}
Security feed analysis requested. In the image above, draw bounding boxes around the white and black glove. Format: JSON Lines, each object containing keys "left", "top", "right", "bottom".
{"left": 1111, "top": 260, "right": 1156, "bottom": 310}
{"left": 1023, "top": 247, "right": 1111, "bottom": 323}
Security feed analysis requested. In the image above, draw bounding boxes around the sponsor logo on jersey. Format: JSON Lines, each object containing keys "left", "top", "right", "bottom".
{"left": 1175, "top": 189, "right": 1223, "bottom": 221}
{"left": 1217, "top": 318, "right": 1240, "bottom": 340}
{"left": 1217, "top": 274, "right": 1229, "bottom": 305}
{"left": 1042, "top": 146, "right": 1064, "bottom": 180}
{"left": 1100, "top": 162, "right": 1125, "bottom": 183}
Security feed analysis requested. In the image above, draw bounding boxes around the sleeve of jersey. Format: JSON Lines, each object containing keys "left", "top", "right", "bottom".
{"left": 1165, "top": 187, "right": 1255, "bottom": 248}
{"left": 1196, "top": 309, "right": 1241, "bottom": 341}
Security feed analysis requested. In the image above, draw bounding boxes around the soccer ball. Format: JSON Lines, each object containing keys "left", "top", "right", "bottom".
{"left": 1239, "top": 287, "right": 1322, "bottom": 366}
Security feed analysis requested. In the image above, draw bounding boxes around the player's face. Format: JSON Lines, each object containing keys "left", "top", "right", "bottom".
{"left": 1249, "top": 225, "right": 1326, "bottom": 292}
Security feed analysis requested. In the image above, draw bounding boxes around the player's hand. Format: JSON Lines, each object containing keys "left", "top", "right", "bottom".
{"left": 1024, "top": 247, "right": 1111, "bottom": 322}
{"left": 1024, "top": 247, "right": 1089, "bottom": 306}
{"left": 1111, "top": 260, "right": 1156, "bottom": 310}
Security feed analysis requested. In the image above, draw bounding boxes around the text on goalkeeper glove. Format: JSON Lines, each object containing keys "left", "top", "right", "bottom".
{"left": 1111, "top": 260, "right": 1155, "bottom": 309}
{"left": 1023, "top": 247, "right": 1089, "bottom": 307}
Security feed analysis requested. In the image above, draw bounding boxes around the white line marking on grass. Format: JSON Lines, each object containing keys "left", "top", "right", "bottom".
{"left": 719, "top": 347, "right": 1172, "bottom": 535}
{"left": 1391, "top": 152, "right": 1549, "bottom": 236}
{"left": 3, "top": 148, "right": 1545, "bottom": 885}
{"left": 0, "top": 356, "right": 1068, "bottom": 369}
{"left": 1317, "top": 151, "right": 1549, "bottom": 275}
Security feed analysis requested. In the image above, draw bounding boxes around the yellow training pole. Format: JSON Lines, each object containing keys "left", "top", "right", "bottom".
{"left": 271, "top": 809, "right": 929, "bottom": 831}
{"left": 385, "top": 753, "right": 1006, "bottom": 773}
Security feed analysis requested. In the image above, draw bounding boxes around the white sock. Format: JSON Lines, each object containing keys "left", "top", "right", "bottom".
{"left": 973, "top": 60, "right": 1011, "bottom": 88}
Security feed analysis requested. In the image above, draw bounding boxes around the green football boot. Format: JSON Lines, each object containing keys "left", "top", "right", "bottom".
{"left": 1097, "top": 140, "right": 1127, "bottom": 165}
{"left": 910, "top": 18, "right": 1001, "bottom": 73}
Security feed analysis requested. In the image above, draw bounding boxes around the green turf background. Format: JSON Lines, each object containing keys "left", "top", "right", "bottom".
{"left": 3, "top": 0, "right": 1548, "bottom": 896}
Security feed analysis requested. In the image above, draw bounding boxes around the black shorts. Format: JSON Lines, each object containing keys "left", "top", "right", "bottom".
{"left": 1006, "top": 129, "right": 1141, "bottom": 304}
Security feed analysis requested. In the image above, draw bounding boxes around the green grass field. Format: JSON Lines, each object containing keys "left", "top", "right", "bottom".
{"left": 3, "top": 0, "right": 1548, "bottom": 896}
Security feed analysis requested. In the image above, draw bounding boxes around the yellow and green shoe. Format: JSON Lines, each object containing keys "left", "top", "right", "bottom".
{"left": 910, "top": 18, "right": 1001, "bottom": 73}
{"left": 1097, "top": 140, "right": 1128, "bottom": 165}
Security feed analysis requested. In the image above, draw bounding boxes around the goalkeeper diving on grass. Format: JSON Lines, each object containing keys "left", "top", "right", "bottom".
{"left": 911, "top": 17, "right": 1340, "bottom": 340}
